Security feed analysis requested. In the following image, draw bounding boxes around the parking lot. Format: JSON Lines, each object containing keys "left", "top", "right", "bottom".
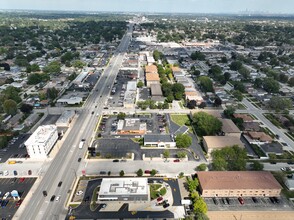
{"left": 0, "top": 177, "right": 37, "bottom": 219}
{"left": 205, "top": 196, "right": 294, "bottom": 211}
{"left": 66, "top": 177, "right": 181, "bottom": 219}
{"left": 98, "top": 113, "right": 167, "bottom": 137}
{"left": 106, "top": 72, "right": 136, "bottom": 108}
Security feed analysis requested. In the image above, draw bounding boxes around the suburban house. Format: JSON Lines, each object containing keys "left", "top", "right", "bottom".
{"left": 220, "top": 119, "right": 241, "bottom": 138}
{"left": 243, "top": 131, "right": 273, "bottom": 144}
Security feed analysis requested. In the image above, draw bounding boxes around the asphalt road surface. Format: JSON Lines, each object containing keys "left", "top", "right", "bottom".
{"left": 18, "top": 24, "right": 133, "bottom": 220}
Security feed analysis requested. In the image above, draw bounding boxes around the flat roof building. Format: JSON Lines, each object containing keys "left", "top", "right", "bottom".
{"left": 55, "top": 110, "right": 75, "bottom": 127}
{"left": 203, "top": 136, "right": 244, "bottom": 153}
{"left": 98, "top": 178, "right": 148, "bottom": 201}
{"left": 144, "top": 134, "right": 176, "bottom": 148}
{"left": 24, "top": 125, "right": 58, "bottom": 159}
{"left": 117, "top": 118, "right": 147, "bottom": 135}
{"left": 198, "top": 171, "right": 282, "bottom": 198}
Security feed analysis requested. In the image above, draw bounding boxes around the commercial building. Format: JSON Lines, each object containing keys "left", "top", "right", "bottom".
{"left": 123, "top": 81, "right": 137, "bottom": 108}
{"left": 24, "top": 125, "right": 58, "bottom": 159}
{"left": 98, "top": 178, "right": 148, "bottom": 201}
{"left": 144, "top": 134, "right": 176, "bottom": 148}
{"left": 117, "top": 118, "right": 147, "bottom": 135}
{"left": 198, "top": 171, "right": 282, "bottom": 197}
{"left": 55, "top": 110, "right": 75, "bottom": 127}
{"left": 150, "top": 84, "right": 164, "bottom": 102}
{"left": 56, "top": 97, "right": 83, "bottom": 105}
{"left": 203, "top": 136, "right": 244, "bottom": 153}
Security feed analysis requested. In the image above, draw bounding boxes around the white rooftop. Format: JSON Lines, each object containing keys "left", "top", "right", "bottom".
{"left": 99, "top": 178, "right": 148, "bottom": 196}
{"left": 25, "top": 125, "right": 57, "bottom": 146}
{"left": 56, "top": 110, "right": 75, "bottom": 125}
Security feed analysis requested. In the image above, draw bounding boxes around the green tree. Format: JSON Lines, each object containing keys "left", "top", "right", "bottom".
{"left": 268, "top": 96, "right": 292, "bottom": 112}
{"left": 119, "top": 170, "right": 125, "bottom": 177}
{"left": 177, "top": 151, "right": 187, "bottom": 159}
{"left": 163, "top": 149, "right": 170, "bottom": 159}
{"left": 198, "top": 76, "right": 214, "bottom": 92}
{"left": 61, "top": 51, "right": 74, "bottom": 63}
{"left": 43, "top": 61, "right": 61, "bottom": 74}
{"left": 165, "top": 94, "right": 174, "bottom": 103}
{"left": 279, "top": 73, "right": 289, "bottom": 83}
{"left": 20, "top": 103, "right": 33, "bottom": 114}
{"left": 196, "top": 163, "right": 207, "bottom": 171}
{"left": 239, "top": 66, "right": 250, "bottom": 80}
{"left": 186, "top": 177, "right": 199, "bottom": 192}
{"left": 230, "top": 61, "right": 243, "bottom": 71}
{"left": 73, "top": 60, "right": 86, "bottom": 69}
{"left": 192, "top": 112, "right": 222, "bottom": 136}
{"left": 250, "top": 161, "right": 264, "bottom": 171}
{"left": 1, "top": 86, "right": 22, "bottom": 103}
{"left": 191, "top": 51, "right": 206, "bottom": 61}
{"left": 47, "top": 87, "right": 59, "bottom": 100}
{"left": 211, "top": 145, "right": 247, "bottom": 171}
{"left": 136, "top": 169, "right": 143, "bottom": 177}
{"left": 193, "top": 198, "right": 208, "bottom": 214}
{"left": 263, "top": 78, "right": 280, "bottom": 93}
{"left": 0, "top": 136, "right": 8, "bottom": 149}
{"left": 137, "top": 81, "right": 144, "bottom": 88}
{"left": 232, "top": 90, "right": 243, "bottom": 101}
{"left": 117, "top": 112, "right": 126, "bottom": 120}
{"left": 288, "top": 77, "right": 294, "bottom": 87}
{"left": 150, "top": 169, "right": 157, "bottom": 176}
{"left": 176, "top": 134, "right": 192, "bottom": 148}
{"left": 3, "top": 99, "right": 17, "bottom": 115}
{"left": 223, "top": 106, "right": 236, "bottom": 119}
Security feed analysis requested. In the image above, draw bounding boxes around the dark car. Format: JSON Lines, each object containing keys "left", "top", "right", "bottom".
{"left": 13, "top": 170, "right": 18, "bottom": 176}
{"left": 222, "top": 198, "right": 228, "bottom": 205}
{"left": 226, "top": 198, "right": 230, "bottom": 205}
{"left": 58, "top": 181, "right": 62, "bottom": 187}
{"left": 273, "top": 197, "right": 280, "bottom": 203}
{"left": 78, "top": 157, "right": 82, "bottom": 162}
{"left": 50, "top": 195, "right": 56, "bottom": 201}
{"left": 28, "top": 170, "right": 32, "bottom": 175}
{"left": 91, "top": 111, "right": 94, "bottom": 115}
{"left": 43, "top": 191, "right": 47, "bottom": 197}
{"left": 269, "top": 197, "right": 276, "bottom": 203}
{"left": 100, "top": 171, "right": 107, "bottom": 175}
{"left": 112, "top": 159, "right": 119, "bottom": 162}
{"left": 238, "top": 197, "right": 244, "bottom": 205}
{"left": 252, "top": 197, "right": 258, "bottom": 203}
{"left": 144, "top": 170, "right": 151, "bottom": 174}
{"left": 173, "top": 159, "right": 180, "bottom": 162}
{"left": 213, "top": 198, "right": 218, "bottom": 205}
{"left": 163, "top": 203, "right": 170, "bottom": 208}
{"left": 16, "top": 199, "right": 23, "bottom": 207}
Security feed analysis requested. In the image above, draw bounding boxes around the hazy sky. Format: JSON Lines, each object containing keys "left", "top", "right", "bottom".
{"left": 2, "top": 0, "right": 294, "bottom": 14}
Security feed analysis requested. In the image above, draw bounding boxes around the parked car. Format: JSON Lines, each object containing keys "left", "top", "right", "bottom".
{"left": 19, "top": 178, "right": 25, "bottom": 183}
{"left": 99, "top": 171, "right": 106, "bottom": 175}
{"left": 173, "top": 159, "right": 180, "bottom": 162}
{"left": 112, "top": 159, "right": 119, "bottom": 162}
{"left": 163, "top": 203, "right": 170, "bottom": 208}
{"left": 213, "top": 198, "right": 218, "bottom": 205}
{"left": 222, "top": 198, "right": 228, "bottom": 205}
{"left": 16, "top": 199, "right": 23, "bottom": 207}
{"left": 157, "top": 197, "right": 163, "bottom": 202}
{"left": 13, "top": 170, "right": 18, "bottom": 176}
{"left": 273, "top": 197, "right": 280, "bottom": 203}
{"left": 43, "top": 191, "right": 47, "bottom": 197}
{"left": 238, "top": 197, "right": 244, "bottom": 205}
{"left": 78, "top": 157, "right": 82, "bottom": 162}
{"left": 101, "top": 203, "right": 107, "bottom": 209}
{"left": 50, "top": 195, "right": 56, "bottom": 201}
{"left": 226, "top": 198, "right": 231, "bottom": 205}
{"left": 144, "top": 170, "right": 151, "bottom": 174}
{"left": 28, "top": 170, "right": 32, "bottom": 175}
{"left": 252, "top": 197, "right": 258, "bottom": 203}
{"left": 76, "top": 191, "right": 83, "bottom": 196}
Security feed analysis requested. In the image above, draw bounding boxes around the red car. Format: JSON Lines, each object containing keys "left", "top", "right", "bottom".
{"left": 19, "top": 177, "right": 25, "bottom": 183}
{"left": 238, "top": 197, "right": 244, "bottom": 205}
{"left": 173, "top": 159, "right": 180, "bottom": 162}
{"left": 157, "top": 197, "right": 163, "bottom": 202}
{"left": 144, "top": 170, "right": 151, "bottom": 174}
{"left": 16, "top": 200, "right": 22, "bottom": 207}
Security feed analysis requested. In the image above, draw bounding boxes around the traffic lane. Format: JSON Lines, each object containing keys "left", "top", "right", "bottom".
{"left": 165, "top": 178, "right": 182, "bottom": 206}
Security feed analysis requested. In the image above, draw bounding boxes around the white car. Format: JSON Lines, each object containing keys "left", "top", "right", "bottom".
{"left": 76, "top": 191, "right": 83, "bottom": 196}
{"left": 4, "top": 170, "right": 8, "bottom": 176}
{"left": 56, "top": 195, "right": 60, "bottom": 201}
{"left": 3, "top": 192, "right": 10, "bottom": 200}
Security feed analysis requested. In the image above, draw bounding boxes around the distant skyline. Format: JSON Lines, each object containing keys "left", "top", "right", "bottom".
{"left": 2, "top": 0, "right": 294, "bottom": 14}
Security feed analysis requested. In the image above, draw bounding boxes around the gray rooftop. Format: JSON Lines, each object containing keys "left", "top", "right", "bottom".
{"left": 144, "top": 134, "right": 174, "bottom": 143}
{"left": 260, "top": 142, "right": 284, "bottom": 155}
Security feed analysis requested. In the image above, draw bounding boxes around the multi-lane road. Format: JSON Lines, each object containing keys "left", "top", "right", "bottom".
{"left": 17, "top": 24, "right": 133, "bottom": 220}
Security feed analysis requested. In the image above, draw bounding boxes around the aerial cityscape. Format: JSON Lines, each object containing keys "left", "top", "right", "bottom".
{"left": 1, "top": 1, "right": 294, "bottom": 220}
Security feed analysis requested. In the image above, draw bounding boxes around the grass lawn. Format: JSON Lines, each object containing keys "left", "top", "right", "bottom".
{"left": 170, "top": 114, "right": 193, "bottom": 133}
{"left": 150, "top": 184, "right": 166, "bottom": 200}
